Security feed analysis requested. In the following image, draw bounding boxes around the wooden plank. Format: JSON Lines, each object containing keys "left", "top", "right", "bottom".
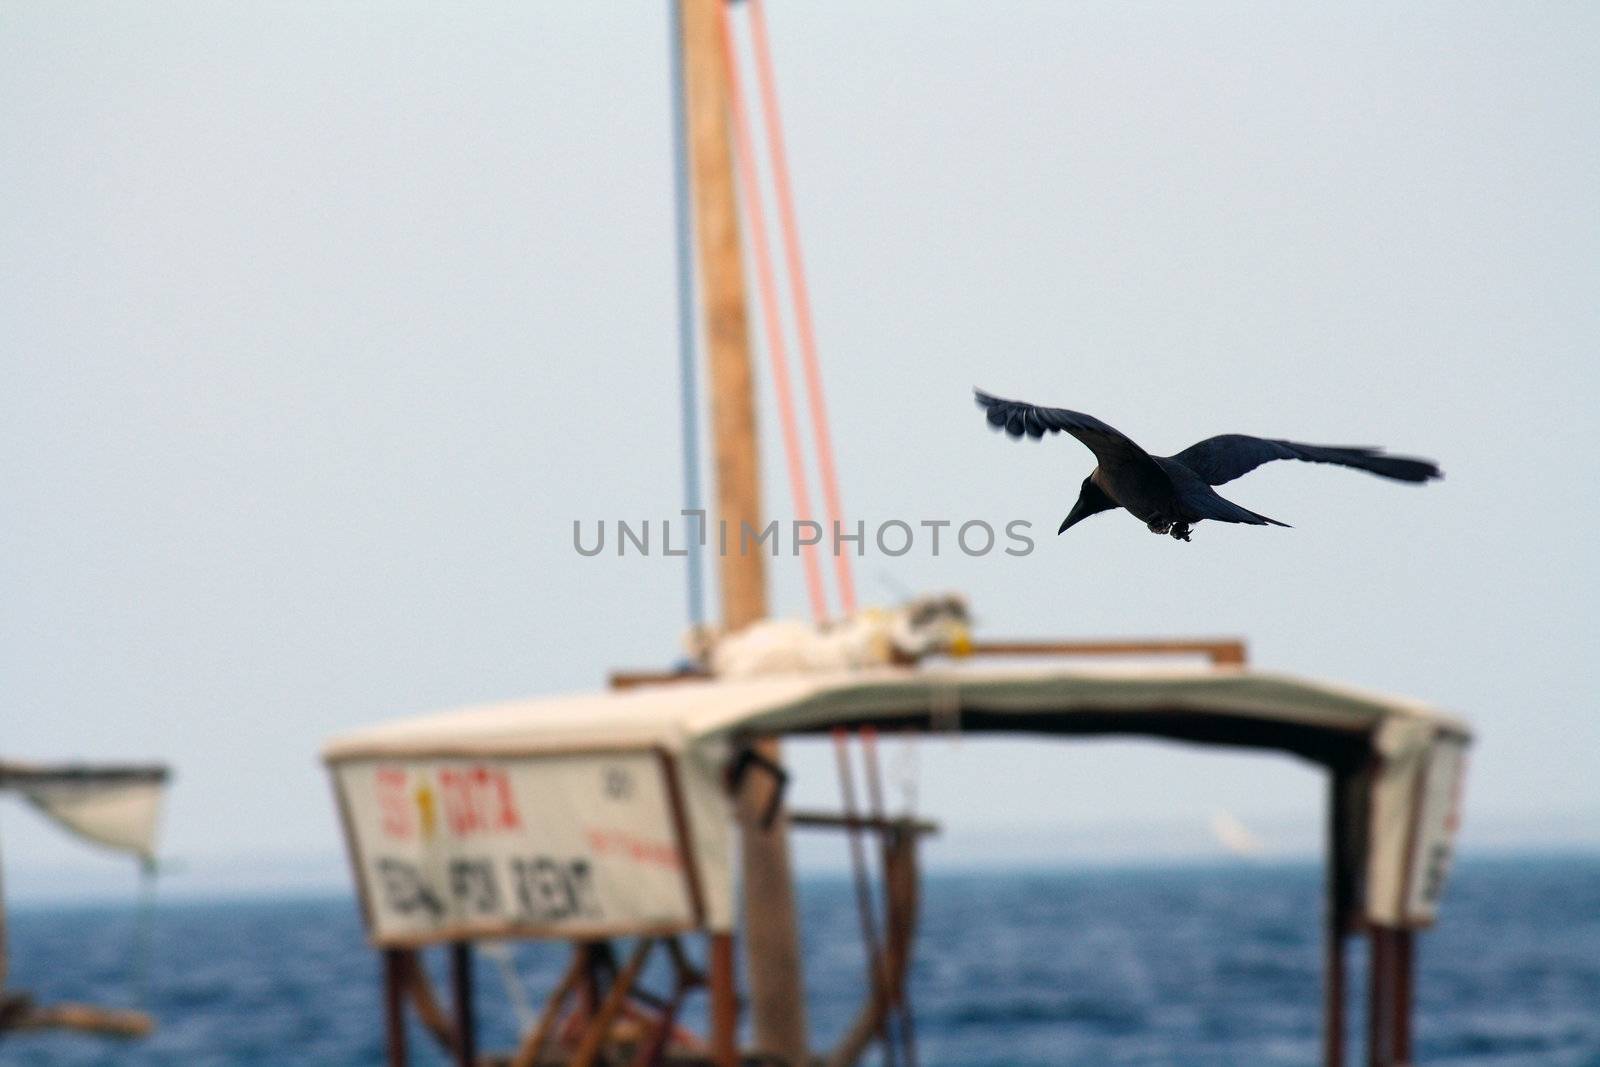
{"left": 0, "top": 761, "right": 169, "bottom": 787}
{"left": 610, "top": 668, "right": 710, "bottom": 690}
{"left": 788, "top": 811, "right": 939, "bottom": 836}
{"left": 611, "top": 638, "right": 1250, "bottom": 690}
{"left": 0, "top": 999, "right": 153, "bottom": 1038}
{"left": 609, "top": 638, "right": 1248, "bottom": 691}
{"left": 967, "top": 638, "right": 1247, "bottom": 666}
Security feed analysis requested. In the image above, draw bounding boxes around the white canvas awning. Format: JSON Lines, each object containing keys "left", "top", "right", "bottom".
{"left": 0, "top": 762, "right": 169, "bottom": 862}
{"left": 324, "top": 665, "right": 1471, "bottom": 946}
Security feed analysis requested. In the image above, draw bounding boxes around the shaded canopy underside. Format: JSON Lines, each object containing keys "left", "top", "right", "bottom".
{"left": 323, "top": 664, "right": 1469, "bottom": 769}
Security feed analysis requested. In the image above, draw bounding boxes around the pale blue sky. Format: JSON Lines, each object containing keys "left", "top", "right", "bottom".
{"left": 3, "top": 2, "right": 1597, "bottom": 899}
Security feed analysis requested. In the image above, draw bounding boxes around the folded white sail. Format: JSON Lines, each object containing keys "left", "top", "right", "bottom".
{"left": 1, "top": 763, "right": 168, "bottom": 861}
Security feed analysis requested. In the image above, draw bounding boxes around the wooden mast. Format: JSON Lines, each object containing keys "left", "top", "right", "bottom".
{"left": 679, "top": 1, "right": 809, "bottom": 1063}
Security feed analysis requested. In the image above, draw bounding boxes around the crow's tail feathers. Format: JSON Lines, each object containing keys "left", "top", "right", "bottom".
{"left": 1186, "top": 488, "right": 1292, "bottom": 528}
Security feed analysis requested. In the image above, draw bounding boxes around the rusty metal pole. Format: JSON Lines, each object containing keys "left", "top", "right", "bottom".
{"left": 450, "top": 942, "right": 476, "bottom": 1067}
{"left": 383, "top": 948, "right": 409, "bottom": 1067}
{"left": 709, "top": 932, "right": 739, "bottom": 1067}
{"left": 1392, "top": 930, "right": 1414, "bottom": 1065}
{"left": 1324, "top": 772, "right": 1348, "bottom": 1067}
{"left": 1366, "top": 928, "right": 1391, "bottom": 1067}
{"left": 680, "top": 0, "right": 808, "bottom": 1062}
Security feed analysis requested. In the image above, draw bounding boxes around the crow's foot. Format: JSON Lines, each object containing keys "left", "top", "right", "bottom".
{"left": 1146, "top": 520, "right": 1171, "bottom": 535}
{"left": 1169, "top": 523, "right": 1192, "bottom": 542}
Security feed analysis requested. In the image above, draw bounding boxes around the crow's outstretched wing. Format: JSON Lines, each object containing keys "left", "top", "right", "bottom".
{"left": 974, "top": 389, "right": 1163, "bottom": 478}
{"left": 1169, "top": 435, "right": 1441, "bottom": 487}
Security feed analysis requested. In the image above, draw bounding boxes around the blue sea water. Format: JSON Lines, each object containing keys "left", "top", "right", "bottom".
{"left": 4, "top": 856, "right": 1598, "bottom": 1066}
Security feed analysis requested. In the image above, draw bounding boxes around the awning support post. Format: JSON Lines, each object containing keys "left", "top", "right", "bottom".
{"left": 1366, "top": 928, "right": 1389, "bottom": 1067}
{"left": 1392, "top": 929, "right": 1414, "bottom": 1065}
{"left": 1369, "top": 927, "right": 1420, "bottom": 1067}
{"left": 383, "top": 948, "right": 409, "bottom": 1067}
{"left": 709, "top": 932, "right": 739, "bottom": 1067}
{"left": 1324, "top": 771, "right": 1349, "bottom": 1067}
{"left": 1366, "top": 925, "right": 1414, "bottom": 1067}
{"left": 449, "top": 941, "right": 477, "bottom": 1067}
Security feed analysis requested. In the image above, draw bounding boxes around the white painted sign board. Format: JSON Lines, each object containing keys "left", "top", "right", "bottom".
{"left": 1403, "top": 735, "right": 1469, "bottom": 925}
{"left": 334, "top": 751, "right": 708, "bottom": 946}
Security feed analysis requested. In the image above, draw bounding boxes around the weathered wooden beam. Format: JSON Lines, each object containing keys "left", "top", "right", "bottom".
{"left": 608, "top": 636, "right": 1248, "bottom": 692}
{"left": 608, "top": 668, "right": 711, "bottom": 691}
{"left": 966, "top": 638, "right": 1247, "bottom": 666}
{"left": 787, "top": 811, "right": 939, "bottom": 837}
{"left": 508, "top": 947, "right": 587, "bottom": 1067}
{"left": 569, "top": 938, "right": 655, "bottom": 1067}
{"left": 398, "top": 949, "right": 458, "bottom": 1057}
{"left": 0, "top": 996, "right": 154, "bottom": 1038}
{"left": 679, "top": 0, "right": 807, "bottom": 1060}
{"left": 0, "top": 761, "right": 169, "bottom": 788}
{"left": 826, "top": 826, "right": 922, "bottom": 1067}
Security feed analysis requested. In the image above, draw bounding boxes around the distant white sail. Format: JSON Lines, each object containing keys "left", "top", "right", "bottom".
{"left": 1210, "top": 808, "right": 1265, "bottom": 857}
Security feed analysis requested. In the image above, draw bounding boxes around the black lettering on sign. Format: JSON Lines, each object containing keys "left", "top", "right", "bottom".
{"left": 511, "top": 856, "right": 602, "bottom": 924}
{"left": 449, "top": 859, "right": 501, "bottom": 916}
{"left": 376, "top": 858, "right": 444, "bottom": 920}
{"left": 1421, "top": 842, "right": 1452, "bottom": 906}
{"left": 603, "top": 766, "right": 634, "bottom": 800}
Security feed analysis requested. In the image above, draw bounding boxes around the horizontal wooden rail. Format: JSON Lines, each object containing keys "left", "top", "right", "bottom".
{"left": 787, "top": 810, "right": 940, "bottom": 836}
{"left": 609, "top": 668, "right": 710, "bottom": 691}
{"left": 0, "top": 995, "right": 154, "bottom": 1038}
{"left": 609, "top": 638, "right": 1247, "bottom": 691}
{"left": 0, "top": 761, "right": 170, "bottom": 787}
{"left": 964, "top": 638, "right": 1247, "bottom": 667}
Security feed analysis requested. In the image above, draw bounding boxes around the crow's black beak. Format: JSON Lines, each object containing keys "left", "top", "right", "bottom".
{"left": 1058, "top": 478, "right": 1115, "bottom": 535}
{"left": 1058, "top": 499, "right": 1094, "bottom": 535}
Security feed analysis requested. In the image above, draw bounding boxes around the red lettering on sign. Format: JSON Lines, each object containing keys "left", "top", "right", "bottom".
{"left": 376, "top": 767, "right": 414, "bottom": 840}
{"left": 439, "top": 766, "right": 523, "bottom": 838}
{"left": 585, "top": 828, "right": 683, "bottom": 870}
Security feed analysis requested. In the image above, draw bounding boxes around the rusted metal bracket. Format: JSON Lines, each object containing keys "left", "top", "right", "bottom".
{"left": 725, "top": 744, "right": 789, "bottom": 829}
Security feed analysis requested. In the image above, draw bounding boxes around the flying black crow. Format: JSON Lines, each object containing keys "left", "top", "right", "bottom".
{"left": 975, "top": 389, "right": 1441, "bottom": 542}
